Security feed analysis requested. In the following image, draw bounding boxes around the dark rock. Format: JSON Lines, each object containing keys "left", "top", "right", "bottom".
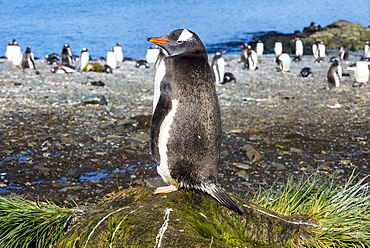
{"left": 82, "top": 94, "right": 108, "bottom": 105}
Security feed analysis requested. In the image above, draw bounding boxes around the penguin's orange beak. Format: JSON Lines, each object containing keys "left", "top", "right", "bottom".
{"left": 148, "top": 38, "right": 169, "bottom": 44}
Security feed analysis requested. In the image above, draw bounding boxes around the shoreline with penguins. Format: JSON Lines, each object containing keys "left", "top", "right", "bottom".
{"left": 0, "top": 49, "right": 369, "bottom": 205}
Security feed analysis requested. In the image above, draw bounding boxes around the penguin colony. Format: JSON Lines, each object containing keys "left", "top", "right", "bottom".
{"left": 5, "top": 36, "right": 369, "bottom": 87}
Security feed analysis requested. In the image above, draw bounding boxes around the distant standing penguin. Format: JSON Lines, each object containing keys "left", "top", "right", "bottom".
{"left": 364, "top": 41, "right": 370, "bottom": 58}
{"left": 312, "top": 41, "right": 320, "bottom": 59}
{"left": 256, "top": 40, "right": 264, "bottom": 56}
{"left": 61, "top": 44, "right": 73, "bottom": 66}
{"left": 146, "top": 45, "right": 160, "bottom": 63}
{"left": 240, "top": 44, "right": 248, "bottom": 64}
{"left": 79, "top": 48, "right": 90, "bottom": 70}
{"left": 22, "top": 46, "right": 35, "bottom": 70}
{"left": 6, "top": 39, "right": 23, "bottom": 66}
{"left": 274, "top": 41, "right": 283, "bottom": 56}
{"left": 114, "top": 43, "right": 124, "bottom": 62}
{"left": 276, "top": 53, "right": 291, "bottom": 72}
{"left": 147, "top": 29, "right": 243, "bottom": 215}
{"left": 327, "top": 59, "right": 342, "bottom": 89}
{"left": 211, "top": 51, "right": 226, "bottom": 86}
{"left": 106, "top": 48, "right": 117, "bottom": 69}
{"left": 247, "top": 48, "right": 258, "bottom": 71}
{"left": 318, "top": 41, "right": 326, "bottom": 57}
{"left": 339, "top": 45, "right": 348, "bottom": 60}
{"left": 295, "top": 37, "right": 303, "bottom": 57}
{"left": 353, "top": 61, "right": 369, "bottom": 86}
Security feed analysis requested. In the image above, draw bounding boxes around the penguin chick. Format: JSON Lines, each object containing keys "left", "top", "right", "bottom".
{"left": 148, "top": 29, "right": 243, "bottom": 215}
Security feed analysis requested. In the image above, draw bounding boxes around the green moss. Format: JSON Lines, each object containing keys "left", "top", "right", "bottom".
{"left": 82, "top": 62, "right": 105, "bottom": 72}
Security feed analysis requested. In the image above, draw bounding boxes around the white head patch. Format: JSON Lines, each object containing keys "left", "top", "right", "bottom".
{"left": 177, "top": 29, "right": 193, "bottom": 42}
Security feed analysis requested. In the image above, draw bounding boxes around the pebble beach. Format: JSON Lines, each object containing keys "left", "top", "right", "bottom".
{"left": 0, "top": 51, "right": 369, "bottom": 206}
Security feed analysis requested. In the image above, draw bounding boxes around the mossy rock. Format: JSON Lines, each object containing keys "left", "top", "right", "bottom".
{"left": 82, "top": 62, "right": 105, "bottom": 72}
{"left": 56, "top": 187, "right": 315, "bottom": 247}
{"left": 264, "top": 20, "right": 370, "bottom": 54}
{"left": 302, "top": 20, "right": 370, "bottom": 51}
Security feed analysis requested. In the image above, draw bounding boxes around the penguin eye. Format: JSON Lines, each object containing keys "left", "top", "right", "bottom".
{"left": 177, "top": 40, "right": 183, "bottom": 44}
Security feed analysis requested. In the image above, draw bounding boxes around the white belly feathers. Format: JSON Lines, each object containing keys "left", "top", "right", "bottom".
{"left": 157, "top": 99, "right": 179, "bottom": 185}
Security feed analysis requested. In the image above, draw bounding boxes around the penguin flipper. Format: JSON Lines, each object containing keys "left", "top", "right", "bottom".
{"left": 201, "top": 183, "right": 244, "bottom": 215}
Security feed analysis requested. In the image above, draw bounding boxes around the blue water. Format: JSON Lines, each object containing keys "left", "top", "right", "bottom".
{"left": 0, "top": 0, "right": 368, "bottom": 59}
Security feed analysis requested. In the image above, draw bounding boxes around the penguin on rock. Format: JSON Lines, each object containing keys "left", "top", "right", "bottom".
{"left": 22, "top": 46, "right": 35, "bottom": 71}
{"left": 211, "top": 51, "right": 226, "bottom": 86}
{"left": 147, "top": 29, "right": 243, "bottom": 215}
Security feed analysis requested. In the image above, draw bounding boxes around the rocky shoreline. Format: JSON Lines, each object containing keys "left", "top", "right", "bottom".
{"left": 0, "top": 50, "right": 369, "bottom": 206}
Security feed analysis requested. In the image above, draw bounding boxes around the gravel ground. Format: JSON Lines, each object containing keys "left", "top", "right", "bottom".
{"left": 0, "top": 51, "right": 369, "bottom": 206}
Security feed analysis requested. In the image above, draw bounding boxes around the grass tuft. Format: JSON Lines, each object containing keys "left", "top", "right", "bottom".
{"left": 0, "top": 196, "right": 76, "bottom": 248}
{"left": 250, "top": 171, "right": 370, "bottom": 247}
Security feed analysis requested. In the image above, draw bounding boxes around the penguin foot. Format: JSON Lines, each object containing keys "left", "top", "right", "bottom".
{"left": 153, "top": 185, "right": 178, "bottom": 194}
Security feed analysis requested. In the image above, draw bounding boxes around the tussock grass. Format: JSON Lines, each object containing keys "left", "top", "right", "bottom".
{"left": 0, "top": 197, "right": 76, "bottom": 248}
{"left": 251, "top": 171, "right": 370, "bottom": 247}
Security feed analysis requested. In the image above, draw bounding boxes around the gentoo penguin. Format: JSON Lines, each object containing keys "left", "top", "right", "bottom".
{"left": 211, "top": 51, "right": 226, "bottom": 86}
{"left": 353, "top": 61, "right": 369, "bottom": 87}
{"left": 318, "top": 41, "right": 326, "bottom": 58}
{"left": 113, "top": 43, "right": 124, "bottom": 62}
{"left": 274, "top": 41, "right": 283, "bottom": 56}
{"left": 312, "top": 41, "right": 320, "bottom": 59}
{"left": 79, "top": 48, "right": 90, "bottom": 70}
{"left": 21, "top": 46, "right": 35, "bottom": 71}
{"left": 135, "top": 60, "right": 149, "bottom": 68}
{"left": 146, "top": 45, "right": 160, "bottom": 63}
{"left": 299, "top": 67, "right": 313, "bottom": 77}
{"left": 147, "top": 29, "right": 243, "bottom": 215}
{"left": 61, "top": 44, "right": 72, "bottom": 66}
{"left": 154, "top": 48, "right": 167, "bottom": 69}
{"left": 6, "top": 39, "right": 23, "bottom": 66}
{"left": 276, "top": 53, "right": 291, "bottom": 72}
{"left": 256, "top": 40, "right": 264, "bottom": 56}
{"left": 223, "top": 72, "right": 237, "bottom": 83}
{"left": 293, "top": 56, "right": 302, "bottom": 62}
{"left": 246, "top": 47, "right": 258, "bottom": 71}
{"left": 51, "top": 65, "right": 76, "bottom": 73}
{"left": 106, "top": 48, "right": 117, "bottom": 69}
{"left": 240, "top": 44, "right": 248, "bottom": 64}
{"left": 44, "top": 53, "right": 60, "bottom": 65}
{"left": 295, "top": 37, "right": 303, "bottom": 57}
{"left": 364, "top": 41, "right": 370, "bottom": 58}
{"left": 327, "top": 59, "right": 342, "bottom": 89}
{"left": 339, "top": 45, "right": 348, "bottom": 60}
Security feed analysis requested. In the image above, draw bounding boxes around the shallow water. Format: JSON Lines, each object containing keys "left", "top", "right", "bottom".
{"left": 0, "top": 0, "right": 368, "bottom": 59}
